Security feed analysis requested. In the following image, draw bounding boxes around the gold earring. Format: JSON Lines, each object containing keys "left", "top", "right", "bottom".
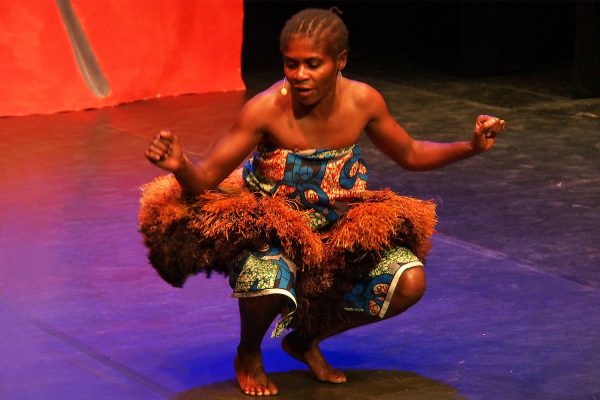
{"left": 280, "top": 77, "right": 288, "bottom": 96}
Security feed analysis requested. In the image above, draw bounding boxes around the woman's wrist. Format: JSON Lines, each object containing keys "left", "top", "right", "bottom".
{"left": 173, "top": 153, "right": 192, "bottom": 174}
{"left": 467, "top": 137, "right": 485, "bottom": 156}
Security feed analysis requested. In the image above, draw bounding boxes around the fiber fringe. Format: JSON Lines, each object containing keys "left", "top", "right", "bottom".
{"left": 139, "top": 173, "right": 437, "bottom": 335}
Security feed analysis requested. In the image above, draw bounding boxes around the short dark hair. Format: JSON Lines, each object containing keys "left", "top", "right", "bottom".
{"left": 279, "top": 8, "right": 349, "bottom": 59}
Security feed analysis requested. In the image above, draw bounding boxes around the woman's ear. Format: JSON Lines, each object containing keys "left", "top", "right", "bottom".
{"left": 337, "top": 50, "right": 348, "bottom": 71}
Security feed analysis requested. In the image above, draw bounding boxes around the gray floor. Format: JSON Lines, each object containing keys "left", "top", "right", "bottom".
{"left": 1, "top": 65, "right": 599, "bottom": 399}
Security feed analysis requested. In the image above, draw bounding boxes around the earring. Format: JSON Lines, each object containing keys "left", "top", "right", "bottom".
{"left": 338, "top": 70, "right": 342, "bottom": 79}
{"left": 280, "top": 77, "right": 288, "bottom": 96}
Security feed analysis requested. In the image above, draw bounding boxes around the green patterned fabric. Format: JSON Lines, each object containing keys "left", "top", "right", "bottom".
{"left": 230, "top": 244, "right": 422, "bottom": 336}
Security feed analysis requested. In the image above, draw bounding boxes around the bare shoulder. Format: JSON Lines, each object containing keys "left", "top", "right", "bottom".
{"left": 244, "top": 81, "right": 287, "bottom": 114}
{"left": 345, "top": 79, "right": 387, "bottom": 113}
{"left": 229, "top": 83, "right": 282, "bottom": 134}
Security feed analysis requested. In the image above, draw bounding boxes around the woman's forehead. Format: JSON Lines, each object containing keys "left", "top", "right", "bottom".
{"left": 283, "top": 35, "right": 331, "bottom": 58}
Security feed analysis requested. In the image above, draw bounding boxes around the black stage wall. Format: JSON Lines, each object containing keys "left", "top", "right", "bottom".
{"left": 242, "top": 1, "right": 600, "bottom": 98}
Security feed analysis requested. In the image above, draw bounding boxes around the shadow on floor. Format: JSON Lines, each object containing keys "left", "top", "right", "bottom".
{"left": 173, "top": 369, "right": 465, "bottom": 399}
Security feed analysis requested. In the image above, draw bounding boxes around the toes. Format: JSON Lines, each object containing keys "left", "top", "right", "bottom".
{"left": 266, "top": 383, "right": 278, "bottom": 396}
{"left": 243, "top": 384, "right": 277, "bottom": 396}
{"left": 259, "top": 384, "right": 272, "bottom": 396}
{"left": 327, "top": 371, "right": 347, "bottom": 384}
{"left": 243, "top": 385, "right": 256, "bottom": 396}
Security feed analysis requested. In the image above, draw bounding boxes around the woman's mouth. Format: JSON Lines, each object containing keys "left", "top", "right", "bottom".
{"left": 295, "top": 87, "right": 313, "bottom": 96}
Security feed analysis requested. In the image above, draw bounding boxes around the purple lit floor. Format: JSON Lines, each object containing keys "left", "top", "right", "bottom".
{"left": 1, "top": 67, "right": 599, "bottom": 399}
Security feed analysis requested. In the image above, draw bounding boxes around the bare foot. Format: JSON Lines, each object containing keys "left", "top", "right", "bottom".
{"left": 282, "top": 332, "right": 347, "bottom": 383}
{"left": 234, "top": 348, "right": 278, "bottom": 396}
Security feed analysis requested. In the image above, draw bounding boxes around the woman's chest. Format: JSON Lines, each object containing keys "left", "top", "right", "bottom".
{"left": 265, "top": 107, "right": 368, "bottom": 151}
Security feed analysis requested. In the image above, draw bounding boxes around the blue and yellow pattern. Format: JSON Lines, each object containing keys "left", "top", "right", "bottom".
{"left": 344, "top": 246, "right": 423, "bottom": 317}
{"left": 243, "top": 144, "right": 368, "bottom": 225}
{"left": 230, "top": 245, "right": 298, "bottom": 337}
{"left": 231, "top": 146, "right": 424, "bottom": 336}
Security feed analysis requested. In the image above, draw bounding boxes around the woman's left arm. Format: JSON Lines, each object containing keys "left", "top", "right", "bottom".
{"left": 364, "top": 88, "right": 505, "bottom": 171}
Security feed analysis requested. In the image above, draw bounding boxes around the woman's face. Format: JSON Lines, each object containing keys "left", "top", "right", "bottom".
{"left": 282, "top": 36, "right": 339, "bottom": 106}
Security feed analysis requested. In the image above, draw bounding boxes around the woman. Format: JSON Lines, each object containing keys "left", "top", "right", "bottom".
{"left": 141, "top": 8, "right": 505, "bottom": 397}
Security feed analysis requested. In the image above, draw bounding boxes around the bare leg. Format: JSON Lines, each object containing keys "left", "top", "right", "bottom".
{"left": 236, "top": 294, "right": 287, "bottom": 396}
{"left": 282, "top": 266, "right": 426, "bottom": 383}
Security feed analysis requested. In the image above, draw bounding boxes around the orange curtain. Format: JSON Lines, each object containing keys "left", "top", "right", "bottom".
{"left": 0, "top": 0, "right": 245, "bottom": 117}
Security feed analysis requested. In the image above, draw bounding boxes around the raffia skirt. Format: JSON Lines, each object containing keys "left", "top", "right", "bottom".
{"left": 138, "top": 171, "right": 437, "bottom": 336}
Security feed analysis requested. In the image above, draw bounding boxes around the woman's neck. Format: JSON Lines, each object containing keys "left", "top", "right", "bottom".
{"left": 292, "top": 77, "right": 343, "bottom": 120}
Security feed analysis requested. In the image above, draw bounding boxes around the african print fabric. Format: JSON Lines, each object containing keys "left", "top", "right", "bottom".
{"left": 231, "top": 244, "right": 423, "bottom": 336}
{"left": 237, "top": 145, "right": 424, "bottom": 335}
{"left": 344, "top": 246, "right": 423, "bottom": 318}
{"left": 242, "top": 144, "right": 368, "bottom": 228}
{"left": 229, "top": 245, "right": 298, "bottom": 337}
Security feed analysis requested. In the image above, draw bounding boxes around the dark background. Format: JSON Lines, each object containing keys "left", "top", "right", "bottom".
{"left": 241, "top": 0, "right": 600, "bottom": 98}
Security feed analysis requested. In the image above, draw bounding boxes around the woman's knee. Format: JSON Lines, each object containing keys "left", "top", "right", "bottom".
{"left": 402, "top": 266, "right": 427, "bottom": 301}
{"left": 387, "top": 266, "right": 426, "bottom": 315}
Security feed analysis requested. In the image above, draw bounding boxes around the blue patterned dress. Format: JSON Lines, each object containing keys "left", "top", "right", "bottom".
{"left": 229, "top": 144, "right": 423, "bottom": 336}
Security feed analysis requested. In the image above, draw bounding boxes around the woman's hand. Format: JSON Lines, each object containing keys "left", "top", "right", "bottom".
{"left": 145, "top": 130, "right": 187, "bottom": 172}
{"left": 471, "top": 115, "right": 506, "bottom": 153}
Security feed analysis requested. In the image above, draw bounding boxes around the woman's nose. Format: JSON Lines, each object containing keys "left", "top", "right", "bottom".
{"left": 294, "top": 65, "right": 308, "bottom": 81}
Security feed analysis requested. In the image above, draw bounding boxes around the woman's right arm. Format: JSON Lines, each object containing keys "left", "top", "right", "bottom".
{"left": 145, "top": 97, "right": 266, "bottom": 196}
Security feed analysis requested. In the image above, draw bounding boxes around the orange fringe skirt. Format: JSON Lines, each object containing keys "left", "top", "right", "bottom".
{"left": 138, "top": 172, "right": 437, "bottom": 336}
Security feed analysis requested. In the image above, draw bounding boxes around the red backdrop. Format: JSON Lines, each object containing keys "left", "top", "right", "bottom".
{"left": 0, "top": 0, "right": 245, "bottom": 117}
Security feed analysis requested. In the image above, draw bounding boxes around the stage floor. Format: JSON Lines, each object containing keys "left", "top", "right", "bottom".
{"left": 1, "top": 65, "right": 599, "bottom": 399}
